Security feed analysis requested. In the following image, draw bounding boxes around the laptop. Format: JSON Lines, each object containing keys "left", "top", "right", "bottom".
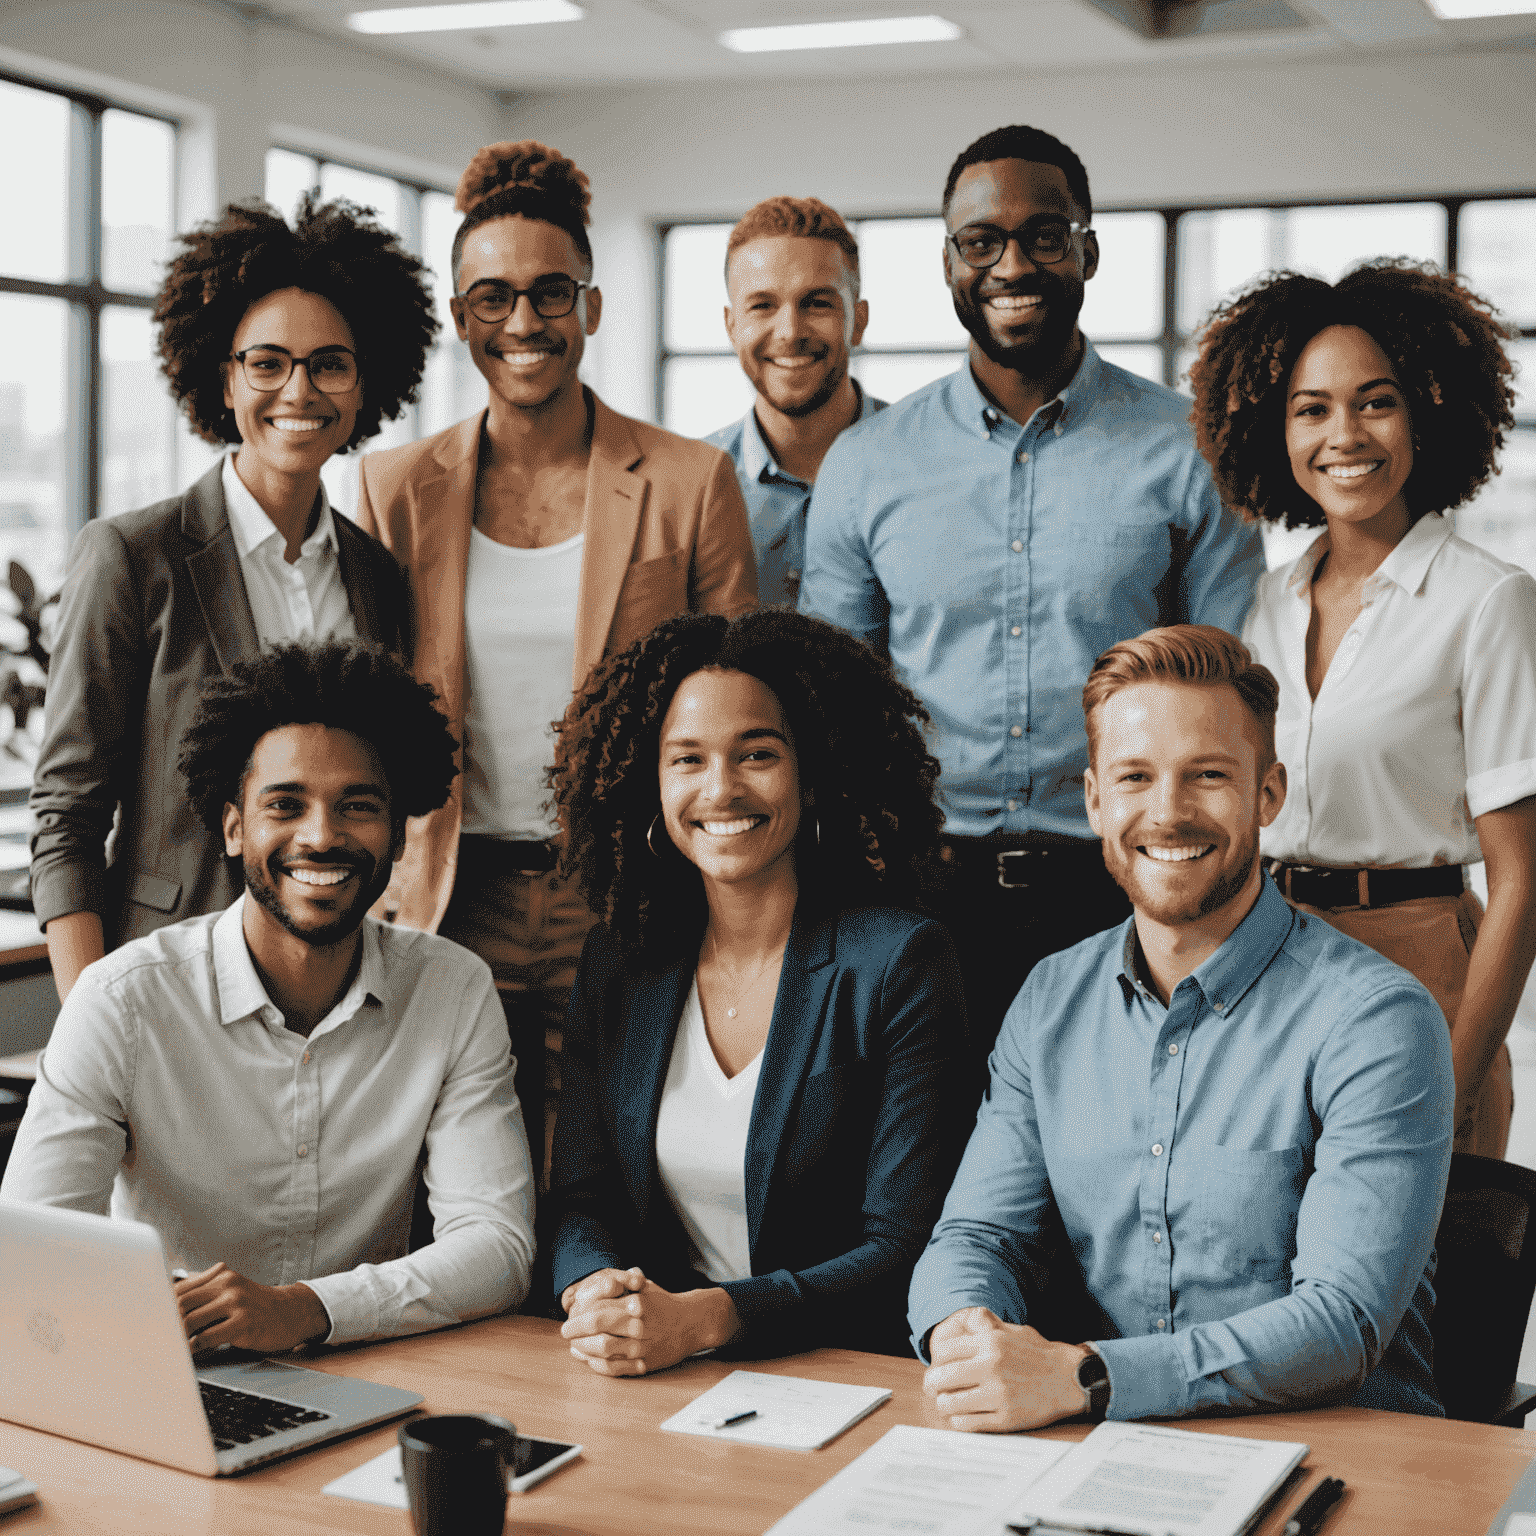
{"left": 0, "top": 1202, "right": 422, "bottom": 1476}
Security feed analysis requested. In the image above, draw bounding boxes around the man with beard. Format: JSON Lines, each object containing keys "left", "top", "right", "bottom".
{"left": 704, "top": 197, "right": 885, "bottom": 605}
{"left": 2, "top": 641, "right": 535, "bottom": 1352}
{"left": 799, "top": 125, "right": 1264, "bottom": 1099}
{"left": 907, "top": 625, "right": 1453, "bottom": 1425}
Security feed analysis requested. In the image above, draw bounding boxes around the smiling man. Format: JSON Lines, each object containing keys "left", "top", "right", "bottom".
{"left": 355, "top": 142, "right": 755, "bottom": 1181}
{"left": 704, "top": 197, "right": 885, "bottom": 605}
{"left": 4, "top": 641, "right": 535, "bottom": 1352}
{"left": 799, "top": 126, "right": 1264, "bottom": 1109}
{"left": 907, "top": 624, "right": 1454, "bottom": 1426}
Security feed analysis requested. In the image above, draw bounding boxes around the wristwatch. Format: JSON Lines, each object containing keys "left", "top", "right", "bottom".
{"left": 1075, "top": 1347, "right": 1111, "bottom": 1421}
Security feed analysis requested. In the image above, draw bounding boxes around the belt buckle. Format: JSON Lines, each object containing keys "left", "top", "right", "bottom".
{"left": 997, "top": 849, "right": 1034, "bottom": 890}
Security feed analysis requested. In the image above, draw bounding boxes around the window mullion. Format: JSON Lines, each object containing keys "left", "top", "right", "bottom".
{"left": 64, "top": 99, "right": 103, "bottom": 536}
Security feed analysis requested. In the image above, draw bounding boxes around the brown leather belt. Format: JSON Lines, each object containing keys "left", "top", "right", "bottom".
{"left": 943, "top": 835, "right": 1106, "bottom": 893}
{"left": 1269, "top": 860, "right": 1464, "bottom": 911}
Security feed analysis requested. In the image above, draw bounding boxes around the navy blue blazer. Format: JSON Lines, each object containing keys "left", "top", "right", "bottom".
{"left": 547, "top": 902, "right": 968, "bottom": 1358}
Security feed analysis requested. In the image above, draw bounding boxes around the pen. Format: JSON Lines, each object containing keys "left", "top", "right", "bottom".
{"left": 712, "top": 1410, "right": 758, "bottom": 1430}
{"left": 1284, "top": 1476, "right": 1346, "bottom": 1536}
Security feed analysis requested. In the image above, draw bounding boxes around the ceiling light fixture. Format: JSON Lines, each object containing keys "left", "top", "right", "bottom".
{"left": 1425, "top": 0, "right": 1536, "bottom": 15}
{"left": 719, "top": 14, "right": 962, "bottom": 52}
{"left": 348, "top": 1, "right": 584, "bottom": 35}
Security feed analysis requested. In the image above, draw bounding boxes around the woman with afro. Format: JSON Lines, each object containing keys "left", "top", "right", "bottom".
{"left": 31, "top": 194, "right": 435, "bottom": 999}
{"left": 1189, "top": 259, "right": 1536, "bottom": 1156}
{"left": 546, "top": 608, "right": 967, "bottom": 1365}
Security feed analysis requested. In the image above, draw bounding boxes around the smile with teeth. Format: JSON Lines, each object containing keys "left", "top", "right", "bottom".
{"left": 496, "top": 349, "right": 557, "bottom": 365}
{"left": 1322, "top": 461, "right": 1383, "bottom": 480}
{"left": 697, "top": 815, "right": 768, "bottom": 837}
{"left": 986, "top": 294, "right": 1043, "bottom": 311}
{"left": 284, "top": 866, "right": 356, "bottom": 886}
{"left": 766, "top": 356, "right": 818, "bottom": 369}
{"left": 269, "top": 418, "right": 332, "bottom": 433}
{"left": 1139, "top": 844, "right": 1214, "bottom": 862}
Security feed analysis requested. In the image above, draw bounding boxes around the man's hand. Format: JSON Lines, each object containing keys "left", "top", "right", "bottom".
{"left": 174, "top": 1262, "right": 331, "bottom": 1353}
{"left": 922, "top": 1307, "right": 1092, "bottom": 1432}
{"left": 559, "top": 1268, "right": 741, "bottom": 1377}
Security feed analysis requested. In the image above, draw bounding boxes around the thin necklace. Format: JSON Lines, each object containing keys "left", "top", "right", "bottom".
{"left": 706, "top": 931, "right": 782, "bottom": 1020}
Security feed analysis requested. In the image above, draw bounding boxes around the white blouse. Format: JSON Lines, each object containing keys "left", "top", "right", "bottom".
{"left": 1243, "top": 513, "right": 1536, "bottom": 869}
{"left": 654, "top": 980, "right": 764, "bottom": 1285}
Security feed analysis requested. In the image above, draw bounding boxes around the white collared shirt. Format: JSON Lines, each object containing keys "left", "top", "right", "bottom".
{"left": 2, "top": 896, "right": 535, "bottom": 1344}
{"left": 1243, "top": 512, "right": 1536, "bottom": 868}
{"left": 222, "top": 454, "right": 358, "bottom": 647}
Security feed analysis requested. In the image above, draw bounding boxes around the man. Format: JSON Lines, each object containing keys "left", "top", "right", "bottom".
{"left": 3, "top": 641, "right": 535, "bottom": 1351}
{"left": 908, "top": 625, "right": 1453, "bottom": 1426}
{"left": 705, "top": 196, "right": 885, "bottom": 606}
{"left": 799, "top": 124, "right": 1264, "bottom": 1087}
{"left": 356, "top": 141, "right": 756, "bottom": 1177}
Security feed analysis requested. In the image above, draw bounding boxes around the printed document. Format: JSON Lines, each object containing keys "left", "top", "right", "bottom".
{"left": 660, "top": 1370, "right": 891, "bottom": 1450}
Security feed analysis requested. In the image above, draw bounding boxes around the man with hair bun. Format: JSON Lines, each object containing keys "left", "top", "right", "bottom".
{"left": 705, "top": 196, "right": 885, "bottom": 606}
{"left": 356, "top": 140, "right": 756, "bottom": 1178}
{"left": 909, "top": 623, "right": 1453, "bottom": 1427}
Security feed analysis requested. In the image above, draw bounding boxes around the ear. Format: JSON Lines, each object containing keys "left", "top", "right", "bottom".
{"left": 850, "top": 297, "right": 870, "bottom": 349}
{"left": 222, "top": 800, "right": 244, "bottom": 858}
{"left": 942, "top": 241, "right": 956, "bottom": 290}
{"left": 1084, "top": 765, "right": 1102, "bottom": 838}
{"left": 1081, "top": 228, "right": 1100, "bottom": 284}
{"left": 449, "top": 294, "right": 471, "bottom": 344}
{"left": 222, "top": 361, "right": 235, "bottom": 411}
{"left": 1258, "top": 757, "right": 1287, "bottom": 829}
{"left": 582, "top": 286, "right": 602, "bottom": 336}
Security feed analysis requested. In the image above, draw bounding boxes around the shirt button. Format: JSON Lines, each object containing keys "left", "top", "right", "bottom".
{"left": 1156, "top": 1318, "right": 1167, "bottom": 1331}
{"left": 1011, "top": 539, "right": 1023, "bottom": 553}
{"left": 1151, "top": 1143, "right": 1163, "bottom": 1156}
{"left": 1008, "top": 799, "right": 1019, "bottom": 811}
{"left": 302, "top": 1052, "right": 311, "bottom": 1064}
{"left": 1017, "top": 451, "right": 1029, "bottom": 464}
{"left": 1151, "top": 1231, "right": 1162, "bottom": 1244}
{"left": 1010, "top": 725, "right": 1023, "bottom": 737}
{"left": 1011, "top": 625, "right": 1021, "bottom": 637}
{"left": 1168, "top": 1043, "right": 1179, "bottom": 1055}
{"left": 787, "top": 567, "right": 799, "bottom": 580}
{"left": 297, "top": 1144, "right": 308, "bottom": 1158}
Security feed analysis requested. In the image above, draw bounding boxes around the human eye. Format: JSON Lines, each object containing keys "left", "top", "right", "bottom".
{"left": 953, "top": 227, "right": 1000, "bottom": 262}
{"left": 1363, "top": 392, "right": 1400, "bottom": 411}
{"left": 264, "top": 795, "right": 303, "bottom": 816}
{"left": 343, "top": 797, "right": 385, "bottom": 815}
{"left": 311, "top": 352, "right": 351, "bottom": 378}
{"left": 244, "top": 350, "right": 285, "bottom": 377}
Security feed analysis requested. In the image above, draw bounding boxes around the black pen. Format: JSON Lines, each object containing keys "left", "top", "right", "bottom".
{"left": 712, "top": 1409, "right": 757, "bottom": 1430}
{"left": 1284, "top": 1476, "right": 1346, "bottom": 1536}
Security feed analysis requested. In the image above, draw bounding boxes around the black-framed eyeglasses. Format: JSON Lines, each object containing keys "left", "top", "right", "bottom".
{"left": 946, "top": 217, "right": 1093, "bottom": 270}
{"left": 230, "top": 345, "right": 360, "bottom": 394}
{"left": 456, "top": 277, "right": 591, "bottom": 323}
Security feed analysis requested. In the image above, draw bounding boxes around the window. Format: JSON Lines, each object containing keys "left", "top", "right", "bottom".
{"left": 659, "top": 195, "right": 1536, "bottom": 574}
{"left": 263, "top": 149, "right": 487, "bottom": 515}
{"left": 0, "top": 74, "right": 192, "bottom": 607}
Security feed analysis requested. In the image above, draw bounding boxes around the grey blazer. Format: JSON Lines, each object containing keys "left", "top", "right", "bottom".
{"left": 30, "top": 463, "right": 412, "bottom": 949}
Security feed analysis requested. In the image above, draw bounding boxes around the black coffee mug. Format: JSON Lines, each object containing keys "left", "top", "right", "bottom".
{"left": 399, "top": 1413, "right": 520, "bottom": 1536}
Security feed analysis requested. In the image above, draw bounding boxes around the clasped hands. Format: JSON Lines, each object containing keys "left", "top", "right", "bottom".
{"left": 560, "top": 1266, "right": 742, "bottom": 1377}
{"left": 923, "top": 1306, "right": 1094, "bottom": 1432}
{"left": 174, "top": 1261, "right": 330, "bottom": 1354}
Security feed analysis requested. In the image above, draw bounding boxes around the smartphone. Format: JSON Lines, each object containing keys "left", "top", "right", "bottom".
{"left": 510, "top": 1436, "right": 582, "bottom": 1493}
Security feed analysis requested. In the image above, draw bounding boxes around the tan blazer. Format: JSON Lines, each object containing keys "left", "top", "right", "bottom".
{"left": 355, "top": 392, "right": 758, "bottom": 932}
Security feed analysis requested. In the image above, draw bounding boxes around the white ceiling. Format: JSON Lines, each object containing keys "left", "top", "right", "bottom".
{"left": 262, "top": 0, "right": 1536, "bottom": 89}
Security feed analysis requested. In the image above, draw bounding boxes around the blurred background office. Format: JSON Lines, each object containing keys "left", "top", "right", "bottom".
{"left": 0, "top": 0, "right": 1533, "bottom": 1236}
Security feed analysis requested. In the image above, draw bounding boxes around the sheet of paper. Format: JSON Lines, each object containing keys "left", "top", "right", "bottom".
{"left": 323, "top": 1446, "right": 410, "bottom": 1510}
{"left": 1503, "top": 1517, "right": 1536, "bottom": 1536}
{"left": 1009, "top": 1423, "right": 1308, "bottom": 1536}
{"left": 660, "top": 1370, "right": 892, "bottom": 1451}
{"left": 767, "top": 1424, "right": 1072, "bottom": 1536}
{"left": 0, "top": 1465, "right": 41, "bottom": 1516}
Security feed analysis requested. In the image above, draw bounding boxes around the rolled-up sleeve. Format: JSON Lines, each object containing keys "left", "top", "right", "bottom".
{"left": 1463, "top": 569, "right": 1536, "bottom": 819}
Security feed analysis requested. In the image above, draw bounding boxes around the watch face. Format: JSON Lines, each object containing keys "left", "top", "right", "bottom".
{"left": 1077, "top": 1352, "right": 1109, "bottom": 1388}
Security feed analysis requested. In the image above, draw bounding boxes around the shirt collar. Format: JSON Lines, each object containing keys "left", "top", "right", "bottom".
{"left": 741, "top": 380, "right": 876, "bottom": 488}
{"left": 952, "top": 334, "right": 1101, "bottom": 440}
{"left": 1367, "top": 511, "right": 1453, "bottom": 599}
{"left": 222, "top": 452, "right": 337, "bottom": 561}
{"left": 1116, "top": 872, "right": 1294, "bottom": 1016}
{"left": 1284, "top": 530, "right": 1331, "bottom": 596}
{"left": 211, "top": 892, "right": 386, "bottom": 1037}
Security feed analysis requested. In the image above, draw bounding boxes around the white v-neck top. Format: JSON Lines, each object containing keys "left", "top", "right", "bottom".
{"left": 1243, "top": 513, "right": 1536, "bottom": 868}
{"left": 654, "top": 979, "right": 764, "bottom": 1285}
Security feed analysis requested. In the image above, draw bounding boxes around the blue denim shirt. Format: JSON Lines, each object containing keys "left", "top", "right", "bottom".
{"left": 706, "top": 383, "right": 886, "bottom": 609}
{"left": 908, "top": 875, "right": 1453, "bottom": 1419}
{"left": 799, "top": 344, "right": 1264, "bottom": 839}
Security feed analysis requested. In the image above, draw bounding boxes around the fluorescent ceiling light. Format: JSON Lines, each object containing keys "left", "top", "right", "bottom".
{"left": 348, "top": 1, "right": 584, "bottom": 34}
{"left": 1425, "top": 0, "right": 1536, "bottom": 15}
{"left": 719, "top": 14, "right": 962, "bottom": 52}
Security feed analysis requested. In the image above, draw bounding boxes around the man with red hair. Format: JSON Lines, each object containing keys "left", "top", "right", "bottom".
{"left": 705, "top": 196, "right": 884, "bottom": 606}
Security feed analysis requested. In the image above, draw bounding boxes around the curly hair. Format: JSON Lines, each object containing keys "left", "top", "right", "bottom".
{"left": 178, "top": 640, "right": 459, "bottom": 836}
{"left": 1188, "top": 259, "right": 1516, "bottom": 529}
{"left": 154, "top": 193, "right": 437, "bottom": 451}
{"left": 725, "top": 196, "right": 861, "bottom": 294}
{"left": 549, "top": 610, "right": 944, "bottom": 960}
{"left": 943, "top": 124, "right": 1091, "bottom": 219}
{"left": 451, "top": 139, "right": 593, "bottom": 282}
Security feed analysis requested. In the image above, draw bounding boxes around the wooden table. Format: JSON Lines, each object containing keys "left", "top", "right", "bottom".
{"left": 1, "top": 1315, "right": 1531, "bottom": 1535}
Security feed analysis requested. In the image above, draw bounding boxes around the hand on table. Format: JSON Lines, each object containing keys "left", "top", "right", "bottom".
{"left": 174, "top": 1262, "right": 331, "bottom": 1353}
{"left": 560, "top": 1267, "right": 741, "bottom": 1377}
{"left": 923, "top": 1306, "right": 1091, "bottom": 1432}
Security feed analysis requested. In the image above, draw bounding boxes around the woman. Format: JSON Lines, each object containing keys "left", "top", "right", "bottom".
{"left": 30, "top": 194, "right": 434, "bottom": 997}
{"left": 1190, "top": 258, "right": 1536, "bottom": 1156}
{"left": 546, "top": 608, "right": 965, "bottom": 1369}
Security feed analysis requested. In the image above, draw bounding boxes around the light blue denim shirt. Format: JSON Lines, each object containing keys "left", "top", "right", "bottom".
{"left": 908, "top": 874, "right": 1453, "bottom": 1419}
{"left": 706, "top": 382, "right": 886, "bottom": 608}
{"left": 799, "top": 344, "right": 1264, "bottom": 838}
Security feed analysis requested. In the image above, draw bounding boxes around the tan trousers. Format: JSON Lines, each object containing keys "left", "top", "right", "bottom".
{"left": 1293, "top": 889, "right": 1513, "bottom": 1158}
{"left": 440, "top": 846, "right": 597, "bottom": 1184}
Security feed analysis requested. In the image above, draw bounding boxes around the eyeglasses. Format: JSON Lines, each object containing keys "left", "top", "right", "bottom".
{"left": 230, "top": 346, "right": 360, "bottom": 394}
{"left": 946, "top": 218, "right": 1093, "bottom": 270}
{"left": 457, "top": 277, "right": 591, "bottom": 324}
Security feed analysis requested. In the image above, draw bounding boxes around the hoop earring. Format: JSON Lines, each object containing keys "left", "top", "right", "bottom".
{"left": 647, "top": 813, "right": 664, "bottom": 858}
{"left": 814, "top": 816, "right": 821, "bottom": 846}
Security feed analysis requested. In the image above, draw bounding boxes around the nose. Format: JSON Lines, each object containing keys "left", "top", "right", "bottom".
{"left": 293, "top": 801, "right": 346, "bottom": 852}
{"left": 701, "top": 752, "right": 744, "bottom": 805}
{"left": 771, "top": 302, "right": 802, "bottom": 346}
{"left": 502, "top": 292, "right": 545, "bottom": 338}
{"left": 1327, "top": 405, "right": 1367, "bottom": 449}
{"left": 990, "top": 236, "right": 1039, "bottom": 282}
{"left": 1148, "top": 772, "right": 1192, "bottom": 827}
{"left": 278, "top": 359, "right": 321, "bottom": 402}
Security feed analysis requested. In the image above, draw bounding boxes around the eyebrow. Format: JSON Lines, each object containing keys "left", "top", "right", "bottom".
{"left": 1290, "top": 376, "right": 1399, "bottom": 401}
{"left": 1104, "top": 753, "right": 1241, "bottom": 770}
{"left": 663, "top": 727, "right": 790, "bottom": 748}
{"left": 257, "top": 780, "right": 388, "bottom": 798}
{"left": 463, "top": 273, "right": 573, "bottom": 291}
{"left": 740, "top": 286, "right": 842, "bottom": 302}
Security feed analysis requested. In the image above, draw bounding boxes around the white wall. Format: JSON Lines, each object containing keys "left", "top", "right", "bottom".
{"left": 508, "top": 50, "right": 1536, "bottom": 418}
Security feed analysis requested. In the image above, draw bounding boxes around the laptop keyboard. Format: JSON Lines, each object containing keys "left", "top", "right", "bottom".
{"left": 199, "top": 1379, "right": 333, "bottom": 1452}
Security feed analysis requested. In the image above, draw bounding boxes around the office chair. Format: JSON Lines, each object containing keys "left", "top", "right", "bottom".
{"left": 1432, "top": 1152, "right": 1536, "bottom": 1428}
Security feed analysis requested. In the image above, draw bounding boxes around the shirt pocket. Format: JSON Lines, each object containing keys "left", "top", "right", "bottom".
{"left": 1058, "top": 522, "right": 1172, "bottom": 621}
{"left": 1179, "top": 1146, "right": 1308, "bottom": 1284}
